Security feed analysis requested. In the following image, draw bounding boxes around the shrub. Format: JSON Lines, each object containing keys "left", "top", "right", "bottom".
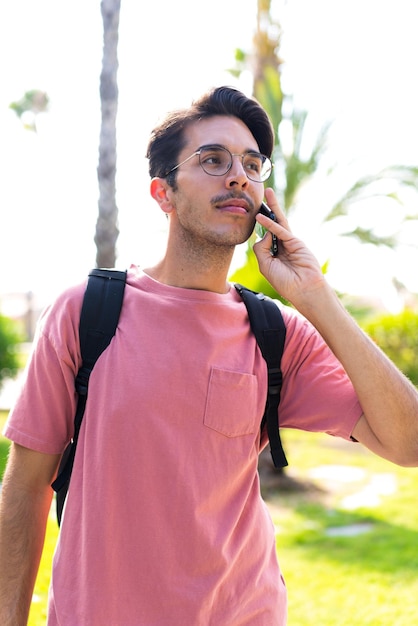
{"left": 362, "top": 309, "right": 418, "bottom": 385}
{"left": 0, "top": 314, "right": 23, "bottom": 391}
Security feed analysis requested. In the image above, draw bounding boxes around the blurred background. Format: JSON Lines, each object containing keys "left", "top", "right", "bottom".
{"left": 1, "top": 0, "right": 418, "bottom": 321}
{"left": 1, "top": 3, "right": 418, "bottom": 623}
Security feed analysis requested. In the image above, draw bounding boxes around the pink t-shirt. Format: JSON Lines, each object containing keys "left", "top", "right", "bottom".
{"left": 4, "top": 267, "right": 362, "bottom": 625}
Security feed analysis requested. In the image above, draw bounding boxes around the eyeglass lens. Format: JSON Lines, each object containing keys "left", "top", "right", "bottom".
{"left": 199, "top": 147, "right": 271, "bottom": 182}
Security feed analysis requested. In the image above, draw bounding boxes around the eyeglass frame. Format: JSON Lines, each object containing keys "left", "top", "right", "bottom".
{"left": 166, "top": 144, "right": 273, "bottom": 183}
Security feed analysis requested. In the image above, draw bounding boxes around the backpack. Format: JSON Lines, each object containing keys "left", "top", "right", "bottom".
{"left": 52, "top": 268, "right": 287, "bottom": 525}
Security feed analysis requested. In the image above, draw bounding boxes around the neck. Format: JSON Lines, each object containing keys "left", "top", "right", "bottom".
{"left": 144, "top": 234, "right": 234, "bottom": 294}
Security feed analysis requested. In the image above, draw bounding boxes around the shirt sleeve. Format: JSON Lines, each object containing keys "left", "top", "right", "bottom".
{"left": 278, "top": 305, "right": 363, "bottom": 440}
{"left": 2, "top": 282, "right": 85, "bottom": 454}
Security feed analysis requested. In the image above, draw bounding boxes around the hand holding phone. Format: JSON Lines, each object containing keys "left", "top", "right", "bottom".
{"left": 258, "top": 202, "right": 279, "bottom": 256}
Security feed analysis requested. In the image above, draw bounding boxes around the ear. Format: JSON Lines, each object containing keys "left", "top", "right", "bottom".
{"left": 150, "top": 177, "right": 175, "bottom": 215}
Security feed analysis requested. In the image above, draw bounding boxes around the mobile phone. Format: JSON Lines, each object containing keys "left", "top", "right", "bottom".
{"left": 258, "top": 202, "right": 279, "bottom": 256}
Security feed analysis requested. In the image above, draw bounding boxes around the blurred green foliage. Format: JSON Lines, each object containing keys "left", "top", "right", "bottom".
{"left": 230, "top": 235, "right": 287, "bottom": 302}
{"left": 362, "top": 309, "right": 418, "bottom": 385}
{"left": 9, "top": 89, "right": 49, "bottom": 132}
{"left": 0, "top": 314, "right": 23, "bottom": 391}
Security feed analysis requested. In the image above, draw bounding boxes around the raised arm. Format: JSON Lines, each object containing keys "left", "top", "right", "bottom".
{"left": 0, "top": 443, "right": 60, "bottom": 625}
{"left": 254, "top": 188, "right": 418, "bottom": 467}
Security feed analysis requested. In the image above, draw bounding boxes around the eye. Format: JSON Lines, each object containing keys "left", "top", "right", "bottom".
{"left": 200, "top": 148, "right": 229, "bottom": 170}
{"left": 202, "top": 152, "right": 221, "bottom": 165}
{"left": 244, "top": 153, "right": 263, "bottom": 173}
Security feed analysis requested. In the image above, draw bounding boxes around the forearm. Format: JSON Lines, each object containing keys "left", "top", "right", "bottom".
{"left": 0, "top": 444, "right": 58, "bottom": 625}
{"left": 0, "top": 481, "right": 52, "bottom": 625}
{"left": 296, "top": 283, "right": 418, "bottom": 465}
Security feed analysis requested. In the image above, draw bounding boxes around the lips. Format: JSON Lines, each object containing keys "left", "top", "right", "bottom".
{"left": 216, "top": 199, "right": 249, "bottom": 215}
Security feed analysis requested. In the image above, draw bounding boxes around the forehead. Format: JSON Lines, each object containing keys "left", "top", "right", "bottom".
{"left": 183, "top": 115, "right": 260, "bottom": 152}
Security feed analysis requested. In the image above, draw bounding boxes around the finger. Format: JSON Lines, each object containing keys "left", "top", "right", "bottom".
{"left": 255, "top": 213, "right": 289, "bottom": 239}
{"left": 264, "top": 188, "right": 291, "bottom": 230}
{"left": 253, "top": 230, "right": 276, "bottom": 258}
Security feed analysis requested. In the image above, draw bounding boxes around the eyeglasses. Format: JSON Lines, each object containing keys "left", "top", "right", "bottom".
{"left": 166, "top": 145, "right": 273, "bottom": 183}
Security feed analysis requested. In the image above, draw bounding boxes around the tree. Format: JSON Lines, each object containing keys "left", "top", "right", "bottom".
{"left": 229, "top": 0, "right": 418, "bottom": 293}
{"left": 94, "top": 0, "right": 121, "bottom": 269}
{"left": 231, "top": 0, "right": 418, "bottom": 484}
{"left": 9, "top": 3, "right": 122, "bottom": 269}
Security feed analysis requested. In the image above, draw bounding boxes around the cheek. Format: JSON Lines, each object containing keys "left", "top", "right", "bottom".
{"left": 171, "top": 194, "right": 198, "bottom": 226}
{"left": 173, "top": 180, "right": 209, "bottom": 215}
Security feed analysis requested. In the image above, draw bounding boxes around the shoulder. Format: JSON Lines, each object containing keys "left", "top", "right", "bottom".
{"left": 35, "top": 279, "right": 88, "bottom": 351}
{"left": 39, "top": 280, "right": 87, "bottom": 323}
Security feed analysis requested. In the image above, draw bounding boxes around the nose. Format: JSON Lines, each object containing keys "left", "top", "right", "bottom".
{"left": 224, "top": 155, "right": 249, "bottom": 188}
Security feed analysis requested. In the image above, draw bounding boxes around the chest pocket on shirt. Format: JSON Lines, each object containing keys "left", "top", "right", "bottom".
{"left": 203, "top": 367, "right": 258, "bottom": 437}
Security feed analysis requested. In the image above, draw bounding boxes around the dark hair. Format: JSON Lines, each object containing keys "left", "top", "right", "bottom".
{"left": 146, "top": 86, "right": 274, "bottom": 188}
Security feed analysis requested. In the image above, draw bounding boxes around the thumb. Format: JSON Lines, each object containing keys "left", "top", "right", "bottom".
{"left": 253, "top": 231, "right": 275, "bottom": 262}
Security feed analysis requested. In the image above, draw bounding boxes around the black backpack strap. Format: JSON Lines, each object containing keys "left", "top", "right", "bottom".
{"left": 234, "top": 284, "right": 288, "bottom": 468}
{"left": 52, "top": 268, "right": 127, "bottom": 524}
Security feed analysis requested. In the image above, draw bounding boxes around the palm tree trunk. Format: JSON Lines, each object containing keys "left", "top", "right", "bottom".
{"left": 95, "top": 0, "right": 121, "bottom": 268}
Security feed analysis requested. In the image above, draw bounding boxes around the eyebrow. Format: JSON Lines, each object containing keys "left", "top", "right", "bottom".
{"left": 197, "top": 143, "right": 261, "bottom": 154}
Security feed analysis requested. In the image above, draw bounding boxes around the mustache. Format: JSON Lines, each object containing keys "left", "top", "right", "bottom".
{"left": 211, "top": 192, "right": 255, "bottom": 211}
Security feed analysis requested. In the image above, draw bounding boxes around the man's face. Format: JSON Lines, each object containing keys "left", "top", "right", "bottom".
{"left": 166, "top": 115, "right": 266, "bottom": 250}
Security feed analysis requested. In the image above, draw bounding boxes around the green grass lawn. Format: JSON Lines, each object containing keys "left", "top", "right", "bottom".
{"left": 263, "top": 430, "right": 418, "bottom": 625}
{"left": 1, "top": 410, "right": 418, "bottom": 625}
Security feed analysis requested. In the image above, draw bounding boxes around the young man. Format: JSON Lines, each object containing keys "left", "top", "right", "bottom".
{"left": 1, "top": 86, "right": 418, "bottom": 625}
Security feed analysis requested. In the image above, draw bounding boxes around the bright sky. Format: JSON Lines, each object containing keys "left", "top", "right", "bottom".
{"left": 1, "top": 0, "right": 418, "bottom": 314}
